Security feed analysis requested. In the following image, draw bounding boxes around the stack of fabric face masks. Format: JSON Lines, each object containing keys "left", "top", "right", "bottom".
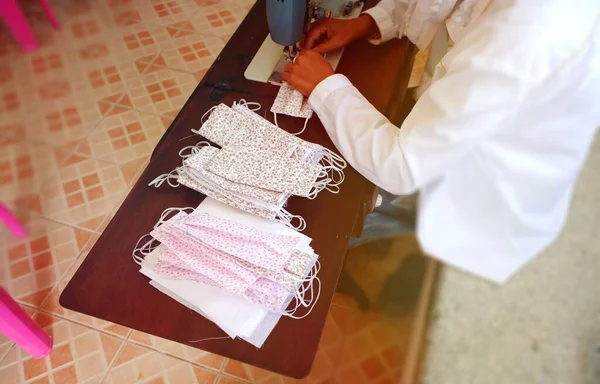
{"left": 134, "top": 198, "right": 320, "bottom": 348}
{"left": 149, "top": 100, "right": 346, "bottom": 231}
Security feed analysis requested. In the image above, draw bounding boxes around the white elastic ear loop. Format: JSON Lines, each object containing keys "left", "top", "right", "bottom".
{"left": 149, "top": 168, "right": 181, "bottom": 188}
{"left": 201, "top": 105, "right": 217, "bottom": 124}
{"left": 189, "top": 106, "right": 218, "bottom": 138}
{"left": 278, "top": 209, "right": 306, "bottom": 231}
{"left": 285, "top": 276, "right": 321, "bottom": 319}
{"left": 292, "top": 117, "right": 309, "bottom": 136}
{"left": 235, "top": 99, "right": 261, "bottom": 111}
{"left": 178, "top": 141, "right": 210, "bottom": 159}
{"left": 155, "top": 206, "right": 194, "bottom": 228}
{"left": 294, "top": 260, "right": 320, "bottom": 307}
{"left": 273, "top": 113, "right": 279, "bottom": 127}
{"left": 323, "top": 150, "right": 347, "bottom": 170}
{"left": 307, "top": 179, "right": 330, "bottom": 199}
{"left": 132, "top": 235, "right": 159, "bottom": 265}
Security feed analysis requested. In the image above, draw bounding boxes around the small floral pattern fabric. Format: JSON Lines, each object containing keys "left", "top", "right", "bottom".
{"left": 146, "top": 211, "right": 319, "bottom": 312}
{"left": 231, "top": 105, "right": 316, "bottom": 161}
{"left": 184, "top": 146, "right": 289, "bottom": 207}
{"left": 178, "top": 210, "right": 300, "bottom": 271}
{"left": 271, "top": 82, "right": 313, "bottom": 119}
{"left": 197, "top": 104, "right": 242, "bottom": 147}
{"left": 207, "top": 144, "right": 324, "bottom": 197}
{"left": 150, "top": 213, "right": 260, "bottom": 295}
{"left": 178, "top": 168, "right": 278, "bottom": 220}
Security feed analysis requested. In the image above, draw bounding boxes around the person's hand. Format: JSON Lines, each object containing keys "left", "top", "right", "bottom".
{"left": 304, "top": 14, "right": 378, "bottom": 54}
{"left": 282, "top": 50, "right": 334, "bottom": 97}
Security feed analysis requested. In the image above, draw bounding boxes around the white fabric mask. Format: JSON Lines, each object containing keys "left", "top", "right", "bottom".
{"left": 206, "top": 143, "right": 327, "bottom": 197}
{"left": 184, "top": 146, "right": 289, "bottom": 208}
{"left": 270, "top": 82, "right": 313, "bottom": 134}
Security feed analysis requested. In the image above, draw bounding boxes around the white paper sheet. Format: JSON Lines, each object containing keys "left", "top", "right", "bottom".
{"left": 141, "top": 247, "right": 269, "bottom": 339}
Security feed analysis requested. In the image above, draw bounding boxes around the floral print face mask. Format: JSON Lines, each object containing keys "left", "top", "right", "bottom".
{"left": 270, "top": 82, "right": 313, "bottom": 135}
{"left": 133, "top": 207, "right": 321, "bottom": 318}
{"left": 206, "top": 143, "right": 326, "bottom": 197}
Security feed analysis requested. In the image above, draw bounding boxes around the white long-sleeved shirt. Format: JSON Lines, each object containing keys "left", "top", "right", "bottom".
{"left": 309, "top": 0, "right": 600, "bottom": 283}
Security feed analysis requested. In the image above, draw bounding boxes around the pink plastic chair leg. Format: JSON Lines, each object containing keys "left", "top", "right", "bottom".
{"left": 0, "top": 0, "right": 39, "bottom": 51}
{"left": 0, "top": 287, "right": 53, "bottom": 358}
{"left": 39, "top": 0, "right": 60, "bottom": 29}
{"left": 0, "top": 203, "right": 27, "bottom": 237}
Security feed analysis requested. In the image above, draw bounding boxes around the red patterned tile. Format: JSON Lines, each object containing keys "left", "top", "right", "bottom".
{"left": 118, "top": 68, "right": 197, "bottom": 116}
{"left": 108, "top": 23, "right": 173, "bottom": 62}
{"left": 160, "top": 35, "right": 225, "bottom": 75}
{"left": 0, "top": 313, "right": 124, "bottom": 383}
{"left": 0, "top": 216, "right": 92, "bottom": 306}
{"left": 138, "top": 0, "right": 199, "bottom": 26}
{"left": 79, "top": 43, "right": 111, "bottom": 61}
{"left": 165, "top": 21, "right": 197, "bottom": 38}
{"left": 74, "top": 109, "right": 169, "bottom": 166}
{"left": 104, "top": 342, "right": 220, "bottom": 384}
{"left": 128, "top": 331, "right": 225, "bottom": 371}
{"left": 36, "top": 155, "right": 139, "bottom": 231}
{"left": 190, "top": 0, "right": 249, "bottom": 39}
{"left": 0, "top": 142, "right": 66, "bottom": 211}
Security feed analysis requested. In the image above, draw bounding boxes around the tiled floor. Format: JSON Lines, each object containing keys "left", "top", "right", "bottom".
{"left": 0, "top": 1, "right": 429, "bottom": 383}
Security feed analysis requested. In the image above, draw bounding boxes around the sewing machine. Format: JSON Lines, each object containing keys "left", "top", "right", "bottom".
{"left": 244, "top": 0, "right": 364, "bottom": 85}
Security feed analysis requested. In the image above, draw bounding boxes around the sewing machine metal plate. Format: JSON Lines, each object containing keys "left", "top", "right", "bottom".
{"left": 244, "top": 3, "right": 364, "bottom": 85}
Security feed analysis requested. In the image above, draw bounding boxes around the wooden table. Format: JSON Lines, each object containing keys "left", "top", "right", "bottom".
{"left": 60, "top": 0, "right": 416, "bottom": 379}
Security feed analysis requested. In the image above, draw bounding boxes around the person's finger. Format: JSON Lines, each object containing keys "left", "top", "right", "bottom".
{"left": 281, "top": 71, "right": 292, "bottom": 83}
{"left": 284, "top": 62, "right": 294, "bottom": 72}
{"left": 302, "top": 49, "right": 321, "bottom": 57}
{"left": 305, "top": 24, "right": 328, "bottom": 50}
{"left": 313, "top": 38, "right": 342, "bottom": 54}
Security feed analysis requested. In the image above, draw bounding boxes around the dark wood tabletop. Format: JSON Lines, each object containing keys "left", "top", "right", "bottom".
{"left": 60, "top": 0, "right": 416, "bottom": 379}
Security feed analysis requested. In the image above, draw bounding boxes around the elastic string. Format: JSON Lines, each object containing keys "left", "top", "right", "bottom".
{"left": 132, "top": 235, "right": 159, "bottom": 265}
{"left": 292, "top": 117, "right": 309, "bottom": 136}
{"left": 178, "top": 141, "right": 210, "bottom": 159}
{"left": 200, "top": 105, "right": 217, "bottom": 124}
{"left": 149, "top": 168, "right": 181, "bottom": 188}
{"left": 284, "top": 276, "right": 321, "bottom": 319}
{"left": 155, "top": 206, "right": 194, "bottom": 228}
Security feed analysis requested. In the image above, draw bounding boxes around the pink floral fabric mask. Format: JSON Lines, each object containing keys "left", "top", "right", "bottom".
{"left": 150, "top": 213, "right": 260, "bottom": 295}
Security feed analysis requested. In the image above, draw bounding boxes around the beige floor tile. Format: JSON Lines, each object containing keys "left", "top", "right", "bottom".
{"left": 73, "top": 110, "right": 170, "bottom": 167}
{"left": 218, "top": 374, "right": 250, "bottom": 384}
{"left": 165, "top": 20, "right": 199, "bottom": 39}
{"left": 220, "top": 310, "right": 346, "bottom": 384}
{"left": 116, "top": 68, "right": 198, "bottom": 116}
{"left": 159, "top": 34, "right": 225, "bottom": 76}
{"left": 189, "top": 0, "right": 250, "bottom": 39}
{"left": 0, "top": 141, "right": 68, "bottom": 211}
{"left": 0, "top": 313, "right": 124, "bottom": 384}
{"left": 104, "top": 342, "right": 220, "bottom": 384}
{"left": 104, "top": 22, "right": 176, "bottom": 64}
{"left": 128, "top": 331, "right": 226, "bottom": 372}
{"left": 35, "top": 155, "right": 140, "bottom": 231}
{"left": 136, "top": 0, "right": 201, "bottom": 26}
{"left": 0, "top": 215, "right": 93, "bottom": 307}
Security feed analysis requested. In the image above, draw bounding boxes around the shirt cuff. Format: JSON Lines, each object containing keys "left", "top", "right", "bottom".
{"left": 363, "top": 6, "right": 397, "bottom": 45}
{"left": 308, "top": 74, "right": 354, "bottom": 113}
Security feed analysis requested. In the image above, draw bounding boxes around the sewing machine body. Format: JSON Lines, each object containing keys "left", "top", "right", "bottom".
{"left": 245, "top": 0, "right": 364, "bottom": 85}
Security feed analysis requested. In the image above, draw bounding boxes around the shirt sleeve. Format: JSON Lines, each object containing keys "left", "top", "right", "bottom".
{"left": 363, "top": 0, "right": 408, "bottom": 45}
{"left": 308, "top": 66, "right": 523, "bottom": 195}
{"left": 363, "top": 0, "right": 459, "bottom": 49}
